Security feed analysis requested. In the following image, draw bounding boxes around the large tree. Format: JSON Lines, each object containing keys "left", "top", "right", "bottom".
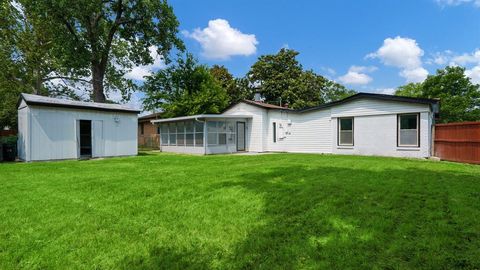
{"left": 247, "top": 48, "right": 355, "bottom": 109}
{"left": 210, "top": 65, "right": 253, "bottom": 105}
{"left": 142, "top": 54, "right": 230, "bottom": 117}
{"left": 22, "top": 0, "right": 184, "bottom": 102}
{"left": 395, "top": 66, "right": 480, "bottom": 123}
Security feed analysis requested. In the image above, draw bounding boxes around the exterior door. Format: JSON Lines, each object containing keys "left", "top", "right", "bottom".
{"left": 79, "top": 120, "right": 92, "bottom": 158}
{"left": 237, "top": 122, "right": 246, "bottom": 151}
{"left": 92, "top": 120, "right": 104, "bottom": 157}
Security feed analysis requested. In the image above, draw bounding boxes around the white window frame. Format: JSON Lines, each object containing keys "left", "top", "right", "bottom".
{"left": 338, "top": 117, "right": 354, "bottom": 146}
{"left": 397, "top": 113, "right": 420, "bottom": 147}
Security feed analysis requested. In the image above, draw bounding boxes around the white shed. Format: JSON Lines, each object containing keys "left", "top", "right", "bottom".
{"left": 17, "top": 93, "right": 140, "bottom": 162}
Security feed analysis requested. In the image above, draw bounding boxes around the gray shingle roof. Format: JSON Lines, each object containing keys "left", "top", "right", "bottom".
{"left": 20, "top": 93, "right": 141, "bottom": 113}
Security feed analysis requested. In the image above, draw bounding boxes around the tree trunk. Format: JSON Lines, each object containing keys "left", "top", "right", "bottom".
{"left": 91, "top": 63, "right": 106, "bottom": 102}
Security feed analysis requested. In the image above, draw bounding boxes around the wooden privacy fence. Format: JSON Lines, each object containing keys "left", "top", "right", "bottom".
{"left": 434, "top": 122, "right": 480, "bottom": 164}
{"left": 0, "top": 130, "right": 17, "bottom": 138}
{"left": 138, "top": 134, "right": 160, "bottom": 149}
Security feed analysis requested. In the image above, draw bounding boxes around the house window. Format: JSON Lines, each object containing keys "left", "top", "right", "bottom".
{"left": 398, "top": 114, "right": 419, "bottom": 147}
{"left": 140, "top": 123, "right": 144, "bottom": 135}
{"left": 338, "top": 118, "right": 354, "bottom": 146}
{"left": 273, "top": 122, "right": 276, "bottom": 143}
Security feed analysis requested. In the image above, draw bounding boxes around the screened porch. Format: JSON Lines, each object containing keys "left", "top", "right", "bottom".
{"left": 151, "top": 114, "right": 251, "bottom": 155}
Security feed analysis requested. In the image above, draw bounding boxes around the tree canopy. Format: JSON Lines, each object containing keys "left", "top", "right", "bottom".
{"left": 20, "top": 0, "right": 184, "bottom": 102}
{"left": 395, "top": 66, "right": 480, "bottom": 123}
{"left": 209, "top": 65, "right": 253, "bottom": 105}
{"left": 247, "top": 48, "right": 355, "bottom": 109}
{"left": 142, "top": 54, "right": 229, "bottom": 118}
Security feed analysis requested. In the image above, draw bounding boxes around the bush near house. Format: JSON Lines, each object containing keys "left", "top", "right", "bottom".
{"left": 0, "top": 153, "right": 479, "bottom": 269}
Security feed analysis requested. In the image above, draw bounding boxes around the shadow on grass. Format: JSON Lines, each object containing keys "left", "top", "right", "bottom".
{"left": 119, "top": 164, "right": 480, "bottom": 269}
{"left": 119, "top": 246, "right": 211, "bottom": 270}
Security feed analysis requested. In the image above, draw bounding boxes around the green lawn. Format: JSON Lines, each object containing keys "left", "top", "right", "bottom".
{"left": 0, "top": 153, "right": 479, "bottom": 269}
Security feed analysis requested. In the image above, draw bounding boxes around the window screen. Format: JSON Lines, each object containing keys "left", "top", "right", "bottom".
{"left": 398, "top": 114, "right": 419, "bottom": 147}
{"left": 338, "top": 118, "right": 354, "bottom": 146}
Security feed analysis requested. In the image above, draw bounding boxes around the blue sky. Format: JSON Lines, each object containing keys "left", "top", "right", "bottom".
{"left": 160, "top": 0, "right": 480, "bottom": 94}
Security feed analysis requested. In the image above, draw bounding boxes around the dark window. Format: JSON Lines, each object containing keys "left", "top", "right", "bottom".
{"left": 157, "top": 126, "right": 160, "bottom": 134}
{"left": 398, "top": 114, "right": 420, "bottom": 147}
{"left": 273, "top": 122, "right": 276, "bottom": 143}
{"left": 338, "top": 118, "right": 354, "bottom": 146}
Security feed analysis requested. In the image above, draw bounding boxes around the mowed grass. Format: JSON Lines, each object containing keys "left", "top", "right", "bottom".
{"left": 0, "top": 153, "right": 479, "bottom": 269}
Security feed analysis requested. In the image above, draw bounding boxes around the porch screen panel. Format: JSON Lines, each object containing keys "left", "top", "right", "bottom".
{"left": 195, "top": 121, "right": 204, "bottom": 147}
{"left": 168, "top": 123, "right": 176, "bottom": 145}
{"left": 160, "top": 124, "right": 169, "bottom": 145}
{"left": 185, "top": 121, "right": 194, "bottom": 146}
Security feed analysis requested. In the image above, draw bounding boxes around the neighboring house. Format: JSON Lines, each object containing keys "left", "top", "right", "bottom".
{"left": 151, "top": 93, "right": 439, "bottom": 158}
{"left": 17, "top": 93, "right": 140, "bottom": 161}
{"left": 138, "top": 112, "right": 162, "bottom": 148}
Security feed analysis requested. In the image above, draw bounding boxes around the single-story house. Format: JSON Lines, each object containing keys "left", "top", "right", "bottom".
{"left": 138, "top": 112, "right": 162, "bottom": 148}
{"left": 17, "top": 93, "right": 140, "bottom": 161}
{"left": 152, "top": 93, "right": 439, "bottom": 158}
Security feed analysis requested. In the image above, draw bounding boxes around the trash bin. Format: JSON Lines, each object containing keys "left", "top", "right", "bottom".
{"left": 2, "top": 143, "right": 16, "bottom": 161}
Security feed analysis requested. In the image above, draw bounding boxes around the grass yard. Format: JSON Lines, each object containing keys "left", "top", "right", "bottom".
{"left": 0, "top": 153, "right": 479, "bottom": 269}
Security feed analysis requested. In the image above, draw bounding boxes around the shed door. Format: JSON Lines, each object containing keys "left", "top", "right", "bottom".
{"left": 237, "top": 122, "right": 246, "bottom": 151}
{"left": 92, "top": 120, "right": 105, "bottom": 157}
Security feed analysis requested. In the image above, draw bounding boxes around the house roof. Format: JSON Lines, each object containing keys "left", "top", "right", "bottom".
{"left": 139, "top": 112, "right": 163, "bottom": 122}
{"left": 227, "top": 92, "right": 439, "bottom": 113}
{"left": 298, "top": 93, "right": 439, "bottom": 113}
{"left": 151, "top": 114, "right": 253, "bottom": 124}
{"left": 19, "top": 93, "right": 141, "bottom": 113}
{"left": 241, "top": 100, "right": 292, "bottom": 110}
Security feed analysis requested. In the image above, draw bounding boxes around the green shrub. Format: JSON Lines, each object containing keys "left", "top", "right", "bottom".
{"left": 0, "top": 135, "right": 17, "bottom": 146}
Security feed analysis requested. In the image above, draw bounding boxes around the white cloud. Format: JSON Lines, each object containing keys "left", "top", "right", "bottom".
{"left": 451, "top": 49, "right": 480, "bottom": 65}
{"left": 124, "top": 46, "right": 165, "bottom": 81}
{"left": 337, "top": 66, "right": 374, "bottom": 85}
{"left": 376, "top": 88, "right": 396, "bottom": 95}
{"left": 183, "top": 19, "right": 258, "bottom": 60}
{"left": 435, "top": 0, "right": 480, "bottom": 7}
{"left": 349, "top": 65, "right": 378, "bottom": 73}
{"left": 367, "top": 36, "right": 424, "bottom": 69}
{"left": 465, "top": 66, "right": 480, "bottom": 84}
{"left": 427, "top": 50, "right": 454, "bottom": 65}
{"left": 368, "top": 36, "right": 428, "bottom": 83}
{"left": 400, "top": 67, "right": 429, "bottom": 83}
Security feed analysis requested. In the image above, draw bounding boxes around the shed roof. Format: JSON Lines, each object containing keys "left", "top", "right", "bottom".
{"left": 19, "top": 93, "right": 141, "bottom": 113}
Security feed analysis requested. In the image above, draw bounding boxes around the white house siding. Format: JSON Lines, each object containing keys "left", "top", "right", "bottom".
{"left": 331, "top": 98, "right": 430, "bottom": 117}
{"left": 330, "top": 99, "right": 431, "bottom": 158}
{"left": 17, "top": 100, "right": 29, "bottom": 161}
{"left": 25, "top": 106, "right": 137, "bottom": 161}
{"left": 223, "top": 103, "right": 267, "bottom": 152}
{"left": 266, "top": 110, "right": 333, "bottom": 153}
